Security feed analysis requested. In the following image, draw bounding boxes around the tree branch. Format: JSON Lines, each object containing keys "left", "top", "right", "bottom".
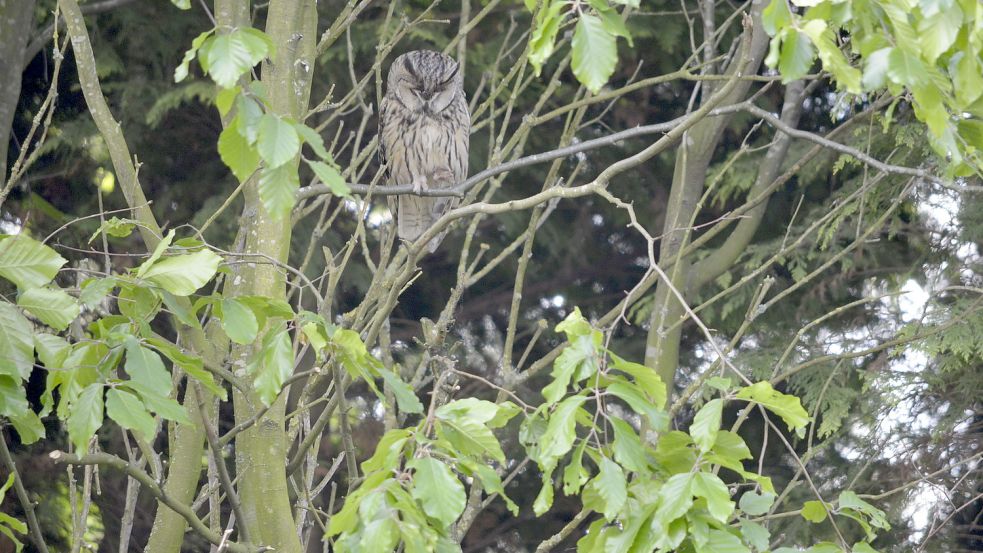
{"left": 49, "top": 451, "right": 259, "bottom": 553}
{"left": 0, "top": 432, "right": 50, "bottom": 553}
{"left": 24, "top": 0, "right": 141, "bottom": 68}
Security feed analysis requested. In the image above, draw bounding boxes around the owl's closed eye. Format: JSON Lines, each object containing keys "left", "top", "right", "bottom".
{"left": 390, "top": 51, "right": 463, "bottom": 114}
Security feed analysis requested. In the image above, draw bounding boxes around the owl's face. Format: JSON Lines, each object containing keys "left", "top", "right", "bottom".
{"left": 387, "top": 50, "right": 462, "bottom": 115}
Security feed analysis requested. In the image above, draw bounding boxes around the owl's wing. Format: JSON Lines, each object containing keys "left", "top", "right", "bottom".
{"left": 379, "top": 96, "right": 403, "bottom": 240}
{"left": 423, "top": 102, "right": 469, "bottom": 252}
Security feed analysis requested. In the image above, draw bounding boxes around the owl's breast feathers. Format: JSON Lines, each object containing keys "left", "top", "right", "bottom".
{"left": 379, "top": 95, "right": 469, "bottom": 189}
{"left": 380, "top": 72, "right": 469, "bottom": 250}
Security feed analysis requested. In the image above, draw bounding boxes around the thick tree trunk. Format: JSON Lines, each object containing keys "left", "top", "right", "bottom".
{"left": 0, "top": 0, "right": 37, "bottom": 196}
{"left": 221, "top": 0, "right": 317, "bottom": 550}
{"left": 645, "top": 0, "right": 770, "bottom": 397}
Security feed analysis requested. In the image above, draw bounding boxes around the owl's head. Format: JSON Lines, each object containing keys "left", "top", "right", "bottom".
{"left": 387, "top": 50, "right": 463, "bottom": 114}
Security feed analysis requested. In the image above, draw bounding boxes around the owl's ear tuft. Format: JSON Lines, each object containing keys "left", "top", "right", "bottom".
{"left": 403, "top": 55, "right": 419, "bottom": 80}
{"left": 440, "top": 62, "right": 460, "bottom": 86}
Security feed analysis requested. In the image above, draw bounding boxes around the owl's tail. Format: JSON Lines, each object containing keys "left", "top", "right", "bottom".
{"left": 397, "top": 195, "right": 448, "bottom": 252}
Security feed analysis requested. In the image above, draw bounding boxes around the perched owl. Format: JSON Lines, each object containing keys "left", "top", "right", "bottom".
{"left": 379, "top": 50, "right": 470, "bottom": 252}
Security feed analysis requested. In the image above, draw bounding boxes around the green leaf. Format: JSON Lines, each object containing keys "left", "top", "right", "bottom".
{"left": 862, "top": 47, "right": 892, "bottom": 90}
{"left": 918, "top": 7, "right": 962, "bottom": 63}
{"left": 170, "top": 0, "right": 190, "bottom": 9}
{"left": 603, "top": 502, "right": 657, "bottom": 552}
{"left": 655, "top": 472, "right": 693, "bottom": 523}
{"left": 257, "top": 113, "right": 300, "bottom": 169}
{"left": 852, "top": 542, "right": 879, "bottom": 553}
{"left": 295, "top": 123, "right": 331, "bottom": 161}
{"left": 699, "top": 529, "right": 750, "bottom": 553}
{"left": 692, "top": 472, "right": 735, "bottom": 522}
{"left": 533, "top": 470, "right": 554, "bottom": 515}
{"left": 839, "top": 490, "right": 889, "bottom": 529}
{"left": 159, "top": 290, "right": 200, "bottom": 329}
{"left": 34, "top": 333, "right": 69, "bottom": 369}
{"left": 219, "top": 298, "right": 259, "bottom": 344}
{"left": 610, "top": 418, "right": 647, "bottom": 472}
{"left": 0, "top": 523, "right": 24, "bottom": 553}
{"left": 307, "top": 160, "right": 351, "bottom": 198}
{"left": 408, "top": 457, "right": 465, "bottom": 527}
{"left": 117, "top": 283, "right": 161, "bottom": 321}
{"left": 124, "top": 338, "right": 172, "bottom": 392}
{"left": 0, "top": 234, "right": 67, "bottom": 289}
{"left": 79, "top": 277, "right": 116, "bottom": 308}
{"left": 800, "top": 19, "right": 861, "bottom": 94}
{"left": 68, "top": 383, "right": 104, "bottom": 453}
{"left": 239, "top": 28, "right": 275, "bottom": 63}
{"left": 468, "top": 462, "right": 519, "bottom": 515}
{"left": 706, "top": 376, "right": 734, "bottom": 392}
{"left": 88, "top": 217, "right": 136, "bottom": 242}
{"left": 17, "top": 287, "right": 79, "bottom": 331}
{"left": 886, "top": 48, "right": 927, "bottom": 87}
{"left": 106, "top": 388, "right": 157, "bottom": 441}
{"left": 0, "top": 303, "right": 34, "bottom": 380}
{"left": 436, "top": 397, "right": 500, "bottom": 424}
{"left": 325, "top": 471, "right": 389, "bottom": 537}
{"left": 606, "top": 381, "right": 665, "bottom": 430}
{"left": 215, "top": 86, "right": 239, "bottom": 117}
{"left": 539, "top": 395, "right": 587, "bottom": 470}
{"left": 142, "top": 249, "right": 222, "bottom": 296}
{"left": 582, "top": 456, "right": 626, "bottom": 520}
{"left": 206, "top": 30, "right": 267, "bottom": 89}
{"left": 762, "top": 0, "right": 792, "bottom": 35}
{"left": 527, "top": 0, "right": 566, "bottom": 76}
{"left": 953, "top": 51, "right": 983, "bottom": 107}
{"left": 571, "top": 14, "right": 618, "bottom": 94}
{"left": 555, "top": 307, "right": 592, "bottom": 339}
{"left": 592, "top": 2, "right": 633, "bottom": 47}
{"left": 359, "top": 517, "right": 399, "bottom": 552}
{"left": 9, "top": 408, "right": 46, "bottom": 444}
{"left": 562, "top": 439, "right": 589, "bottom": 495}
{"left": 258, "top": 163, "right": 300, "bottom": 219}
{"left": 801, "top": 500, "right": 829, "bottom": 522}
{"left": 608, "top": 353, "right": 666, "bottom": 408}
{"left": 489, "top": 401, "right": 521, "bottom": 428}
{"left": 0, "top": 376, "right": 28, "bottom": 417}
{"left": 174, "top": 29, "right": 214, "bottom": 82}
{"left": 0, "top": 499, "right": 26, "bottom": 535}
{"left": 542, "top": 333, "right": 597, "bottom": 405}
{"left": 219, "top": 121, "right": 260, "bottom": 182}
{"left": 740, "top": 520, "right": 770, "bottom": 551}
{"left": 361, "top": 428, "right": 410, "bottom": 473}
{"left": 807, "top": 542, "right": 844, "bottom": 553}
{"left": 379, "top": 368, "right": 424, "bottom": 414}
{"left": 691, "top": 398, "right": 723, "bottom": 453}
{"left": 301, "top": 321, "right": 328, "bottom": 353}
{"left": 654, "top": 430, "right": 697, "bottom": 474}
{"left": 436, "top": 415, "right": 505, "bottom": 462}
{"left": 130, "top": 388, "right": 190, "bottom": 424}
{"left": 713, "top": 430, "right": 752, "bottom": 461}
{"left": 135, "top": 229, "right": 175, "bottom": 278}
{"left": 576, "top": 519, "right": 609, "bottom": 552}
{"left": 251, "top": 326, "right": 293, "bottom": 406}
{"left": 777, "top": 29, "right": 815, "bottom": 81}
{"left": 736, "top": 382, "right": 810, "bottom": 436}
{"left": 145, "top": 337, "right": 225, "bottom": 397}
{"left": 739, "top": 490, "right": 775, "bottom": 516}
{"left": 236, "top": 95, "right": 263, "bottom": 144}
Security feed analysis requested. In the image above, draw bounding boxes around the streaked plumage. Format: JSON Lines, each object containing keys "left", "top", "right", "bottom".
{"left": 379, "top": 50, "right": 470, "bottom": 252}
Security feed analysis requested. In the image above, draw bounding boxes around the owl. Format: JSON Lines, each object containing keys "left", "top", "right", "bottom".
{"left": 379, "top": 50, "right": 470, "bottom": 252}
